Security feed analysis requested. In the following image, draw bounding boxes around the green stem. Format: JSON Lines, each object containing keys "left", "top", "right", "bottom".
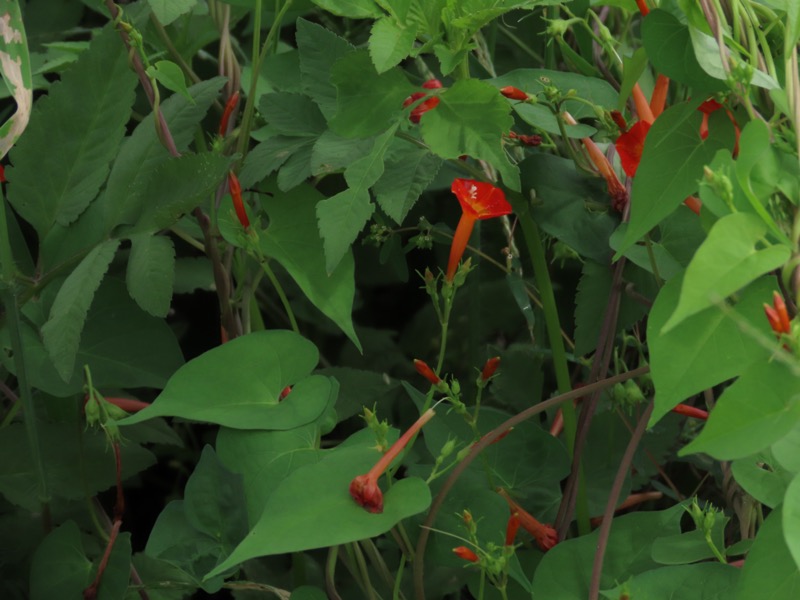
{"left": 512, "top": 201, "right": 591, "bottom": 535}
{"left": 0, "top": 197, "right": 50, "bottom": 525}
{"left": 257, "top": 257, "right": 300, "bottom": 334}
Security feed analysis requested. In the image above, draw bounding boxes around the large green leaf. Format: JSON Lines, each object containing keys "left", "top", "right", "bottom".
{"left": 259, "top": 92, "right": 327, "bottom": 137}
{"left": 0, "top": 278, "right": 184, "bottom": 396}
{"left": 7, "top": 26, "right": 136, "bottom": 235}
{"left": 257, "top": 182, "right": 361, "bottom": 349}
{"left": 329, "top": 49, "right": 413, "bottom": 138}
{"left": 647, "top": 274, "right": 773, "bottom": 425}
{"left": 662, "top": 212, "right": 791, "bottom": 331}
{"left": 205, "top": 445, "right": 431, "bottom": 578}
{"left": 40, "top": 238, "right": 120, "bottom": 381}
{"left": 784, "top": 473, "right": 800, "bottom": 571}
{"left": 126, "top": 233, "right": 175, "bottom": 318}
{"left": 29, "top": 522, "right": 91, "bottom": 600}
{"left": 0, "top": 0, "right": 32, "bottom": 160}
{"left": 642, "top": 10, "right": 726, "bottom": 91}
{"left": 421, "top": 79, "right": 519, "bottom": 191}
{"left": 148, "top": 0, "right": 197, "bottom": 25}
{"left": 732, "top": 450, "right": 794, "bottom": 508}
{"left": 680, "top": 360, "right": 800, "bottom": 460}
{"left": 373, "top": 141, "right": 442, "bottom": 224}
{"left": 599, "top": 563, "right": 738, "bottom": 599}
{"left": 617, "top": 101, "right": 735, "bottom": 255}
{"left": 369, "top": 17, "right": 417, "bottom": 73}
{"left": 119, "top": 330, "right": 335, "bottom": 430}
{"left": 737, "top": 507, "right": 800, "bottom": 599}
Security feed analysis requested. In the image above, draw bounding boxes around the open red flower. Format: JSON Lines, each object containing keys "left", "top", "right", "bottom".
{"left": 615, "top": 120, "right": 652, "bottom": 178}
{"left": 350, "top": 408, "right": 436, "bottom": 513}
{"left": 446, "top": 179, "right": 511, "bottom": 281}
{"left": 497, "top": 488, "right": 559, "bottom": 552}
{"left": 403, "top": 79, "right": 442, "bottom": 124}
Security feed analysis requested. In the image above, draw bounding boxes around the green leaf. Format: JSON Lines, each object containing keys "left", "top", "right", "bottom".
{"left": 680, "top": 360, "right": 800, "bottom": 460}
{"left": 784, "top": 473, "right": 800, "bottom": 570}
{"left": 30, "top": 522, "right": 91, "bottom": 600}
{"left": 617, "top": 100, "right": 736, "bottom": 255}
{"left": 99, "top": 77, "right": 225, "bottom": 231}
{"left": 6, "top": 26, "right": 137, "bottom": 235}
{"left": 773, "top": 423, "right": 800, "bottom": 474}
{"left": 257, "top": 182, "right": 361, "bottom": 349}
{"left": 296, "top": 19, "right": 355, "bottom": 119}
{"left": 239, "top": 135, "right": 314, "bottom": 190}
{"left": 689, "top": 26, "right": 779, "bottom": 90}
{"left": 662, "top": 212, "right": 791, "bottom": 331}
{"left": 651, "top": 519, "right": 729, "bottom": 565}
{"left": 311, "top": 0, "right": 382, "bottom": 18}
{"left": 732, "top": 451, "right": 794, "bottom": 508}
{"left": 310, "top": 130, "right": 375, "bottom": 177}
{"left": 642, "top": 10, "right": 726, "bottom": 91}
{"left": 259, "top": 92, "right": 326, "bottom": 137}
{"left": 330, "top": 49, "right": 413, "bottom": 138}
{"left": 41, "top": 239, "right": 120, "bottom": 381}
{"left": 148, "top": 0, "right": 197, "bottom": 25}
{"left": 119, "top": 330, "right": 335, "bottom": 430}
{"left": 421, "top": 79, "right": 519, "bottom": 191}
{"left": 737, "top": 507, "right": 800, "bottom": 600}
{"left": 126, "top": 233, "right": 175, "bottom": 317}
{"left": 184, "top": 447, "right": 248, "bottom": 551}
{"left": 95, "top": 532, "right": 132, "bottom": 600}
{"left": 127, "top": 153, "right": 233, "bottom": 234}
{"left": 318, "top": 366, "right": 400, "bottom": 421}
{"left": 369, "top": 17, "right": 417, "bottom": 73}
{"left": 0, "top": 0, "right": 33, "bottom": 159}
{"left": 373, "top": 141, "right": 442, "bottom": 224}
{"left": 599, "top": 564, "right": 738, "bottom": 599}
{"left": 647, "top": 274, "right": 773, "bottom": 425}
{"left": 0, "top": 278, "right": 185, "bottom": 396}
{"left": 149, "top": 60, "right": 194, "bottom": 102}
{"left": 205, "top": 445, "right": 431, "bottom": 578}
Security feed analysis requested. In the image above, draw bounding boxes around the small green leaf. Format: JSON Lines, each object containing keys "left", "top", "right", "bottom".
{"left": 30, "top": 522, "right": 91, "bottom": 600}
{"left": 737, "top": 507, "right": 800, "bottom": 600}
{"left": 369, "top": 17, "right": 417, "bottom": 73}
{"left": 648, "top": 274, "right": 773, "bottom": 425}
{"left": 148, "top": 0, "right": 197, "bottom": 25}
{"left": 662, "top": 212, "right": 791, "bottom": 331}
{"left": 421, "top": 79, "right": 518, "bottom": 190}
{"left": 41, "top": 239, "right": 120, "bottom": 381}
{"left": 119, "top": 330, "right": 334, "bottom": 430}
{"left": 330, "top": 50, "right": 413, "bottom": 138}
{"left": 126, "top": 233, "right": 175, "bottom": 317}
{"left": 149, "top": 60, "right": 194, "bottom": 103}
{"left": 680, "top": 360, "right": 800, "bottom": 460}
{"left": 205, "top": 445, "right": 431, "bottom": 578}
{"left": 617, "top": 100, "right": 735, "bottom": 255}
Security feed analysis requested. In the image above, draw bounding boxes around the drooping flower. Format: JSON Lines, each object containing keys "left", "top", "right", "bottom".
{"left": 497, "top": 488, "right": 559, "bottom": 552}
{"left": 452, "top": 546, "right": 480, "bottom": 562}
{"left": 446, "top": 179, "right": 512, "bottom": 281}
{"left": 402, "top": 79, "right": 442, "bottom": 123}
{"left": 349, "top": 408, "right": 436, "bottom": 513}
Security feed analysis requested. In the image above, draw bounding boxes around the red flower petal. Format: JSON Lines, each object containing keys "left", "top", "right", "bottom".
{"left": 615, "top": 120, "right": 651, "bottom": 178}
{"left": 450, "top": 179, "right": 511, "bottom": 220}
{"left": 422, "top": 79, "right": 443, "bottom": 89}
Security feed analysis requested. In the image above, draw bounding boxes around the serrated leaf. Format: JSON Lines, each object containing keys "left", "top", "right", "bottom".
{"left": 312, "top": 0, "right": 382, "bottom": 17}
{"left": 373, "top": 141, "right": 442, "bottom": 223}
{"left": 296, "top": 19, "right": 355, "bottom": 119}
{"left": 7, "top": 26, "right": 137, "bottom": 235}
{"left": 369, "top": 17, "right": 417, "bottom": 73}
{"left": 420, "top": 79, "right": 519, "bottom": 190}
{"left": 205, "top": 445, "right": 430, "bottom": 578}
{"left": 41, "top": 239, "right": 120, "bottom": 381}
{"left": 0, "top": 0, "right": 33, "bottom": 159}
{"left": 647, "top": 274, "right": 773, "bottom": 425}
{"left": 149, "top": 60, "right": 193, "bottom": 102}
{"left": 128, "top": 153, "right": 233, "bottom": 234}
{"left": 126, "top": 233, "right": 175, "bottom": 317}
{"left": 662, "top": 212, "right": 791, "bottom": 331}
{"left": 100, "top": 77, "right": 226, "bottom": 230}
{"left": 239, "top": 135, "right": 314, "bottom": 189}
{"left": 680, "top": 360, "right": 800, "bottom": 460}
{"left": 148, "top": 0, "right": 197, "bottom": 25}
{"left": 310, "top": 130, "right": 374, "bottom": 177}
{"left": 119, "top": 330, "right": 334, "bottom": 430}
{"left": 258, "top": 92, "right": 326, "bottom": 137}
{"left": 617, "top": 100, "right": 736, "bottom": 255}
{"left": 330, "top": 50, "right": 412, "bottom": 138}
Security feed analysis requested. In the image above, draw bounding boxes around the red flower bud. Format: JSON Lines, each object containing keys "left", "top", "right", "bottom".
{"left": 671, "top": 403, "right": 708, "bottom": 420}
{"left": 500, "top": 86, "right": 528, "bottom": 101}
{"left": 480, "top": 356, "right": 501, "bottom": 381}
{"left": 219, "top": 91, "right": 240, "bottom": 136}
{"left": 505, "top": 511, "right": 521, "bottom": 546}
{"left": 452, "top": 546, "right": 479, "bottom": 562}
{"left": 227, "top": 171, "right": 250, "bottom": 229}
{"left": 773, "top": 291, "right": 791, "bottom": 334}
{"left": 413, "top": 359, "right": 441, "bottom": 385}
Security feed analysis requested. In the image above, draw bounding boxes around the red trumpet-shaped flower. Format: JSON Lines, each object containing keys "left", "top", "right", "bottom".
{"left": 402, "top": 79, "right": 442, "bottom": 123}
{"left": 452, "top": 546, "right": 480, "bottom": 562}
{"left": 446, "top": 179, "right": 512, "bottom": 281}
{"left": 350, "top": 408, "right": 436, "bottom": 513}
{"left": 227, "top": 171, "right": 250, "bottom": 229}
{"left": 671, "top": 403, "right": 709, "bottom": 420}
{"left": 497, "top": 488, "right": 559, "bottom": 552}
{"left": 505, "top": 511, "right": 521, "bottom": 546}
{"left": 219, "top": 91, "right": 240, "bottom": 136}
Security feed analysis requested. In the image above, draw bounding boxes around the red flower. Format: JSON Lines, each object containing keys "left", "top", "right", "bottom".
{"left": 219, "top": 91, "right": 240, "bottom": 136}
{"left": 446, "top": 179, "right": 512, "bottom": 281}
{"left": 764, "top": 291, "right": 791, "bottom": 335}
{"left": 0, "top": 164, "right": 5, "bottom": 183}
{"left": 500, "top": 86, "right": 528, "bottom": 101}
{"left": 452, "top": 546, "right": 479, "bottom": 562}
{"left": 403, "top": 79, "right": 442, "bottom": 123}
{"left": 480, "top": 356, "right": 501, "bottom": 382}
{"left": 497, "top": 488, "right": 559, "bottom": 552}
{"left": 349, "top": 408, "right": 436, "bottom": 513}
{"left": 413, "top": 359, "right": 442, "bottom": 385}
{"left": 615, "top": 121, "right": 652, "bottom": 178}
{"left": 227, "top": 171, "right": 250, "bottom": 229}
{"left": 671, "top": 403, "right": 709, "bottom": 420}
{"left": 505, "top": 511, "right": 521, "bottom": 546}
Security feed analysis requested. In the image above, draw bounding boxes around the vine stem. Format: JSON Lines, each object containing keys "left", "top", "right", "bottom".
{"left": 512, "top": 203, "right": 590, "bottom": 533}
{"left": 412, "top": 365, "right": 650, "bottom": 600}
{"left": 588, "top": 401, "right": 654, "bottom": 600}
